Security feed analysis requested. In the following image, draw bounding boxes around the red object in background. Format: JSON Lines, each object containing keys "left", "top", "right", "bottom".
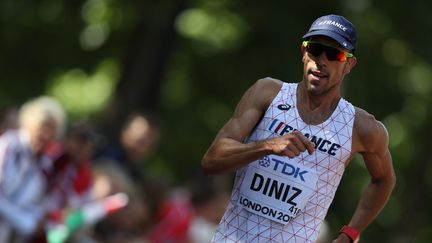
{"left": 72, "top": 162, "right": 92, "bottom": 194}
{"left": 44, "top": 141, "right": 93, "bottom": 201}
{"left": 147, "top": 197, "right": 193, "bottom": 243}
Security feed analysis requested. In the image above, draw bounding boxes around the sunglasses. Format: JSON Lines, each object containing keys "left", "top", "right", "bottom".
{"left": 302, "top": 41, "right": 353, "bottom": 62}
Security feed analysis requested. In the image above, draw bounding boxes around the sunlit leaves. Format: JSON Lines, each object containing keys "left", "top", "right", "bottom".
{"left": 47, "top": 59, "right": 119, "bottom": 118}
{"left": 175, "top": 7, "right": 246, "bottom": 55}
{"left": 398, "top": 62, "right": 432, "bottom": 97}
{"left": 80, "top": 0, "right": 112, "bottom": 50}
{"left": 80, "top": 23, "right": 110, "bottom": 51}
{"left": 82, "top": 0, "right": 110, "bottom": 25}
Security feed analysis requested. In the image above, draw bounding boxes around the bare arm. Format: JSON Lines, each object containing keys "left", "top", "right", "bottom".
{"left": 201, "top": 78, "right": 314, "bottom": 175}
{"left": 333, "top": 110, "right": 396, "bottom": 242}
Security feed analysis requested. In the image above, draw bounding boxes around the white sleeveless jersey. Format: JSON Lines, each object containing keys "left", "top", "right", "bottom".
{"left": 212, "top": 82, "right": 355, "bottom": 243}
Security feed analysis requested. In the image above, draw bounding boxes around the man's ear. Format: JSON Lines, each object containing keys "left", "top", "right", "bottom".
{"left": 300, "top": 44, "right": 306, "bottom": 62}
{"left": 344, "top": 56, "right": 357, "bottom": 74}
{"left": 300, "top": 43, "right": 306, "bottom": 54}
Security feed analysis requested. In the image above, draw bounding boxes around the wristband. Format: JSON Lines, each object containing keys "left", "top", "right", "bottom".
{"left": 339, "top": 225, "right": 360, "bottom": 243}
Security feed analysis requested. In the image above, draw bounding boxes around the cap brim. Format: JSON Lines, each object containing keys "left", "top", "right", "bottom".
{"left": 303, "top": 29, "right": 354, "bottom": 51}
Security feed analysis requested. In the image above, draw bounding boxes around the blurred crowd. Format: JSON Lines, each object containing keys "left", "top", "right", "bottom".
{"left": 0, "top": 96, "right": 230, "bottom": 243}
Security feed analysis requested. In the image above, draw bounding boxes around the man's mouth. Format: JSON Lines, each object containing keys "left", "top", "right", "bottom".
{"left": 310, "top": 70, "right": 328, "bottom": 79}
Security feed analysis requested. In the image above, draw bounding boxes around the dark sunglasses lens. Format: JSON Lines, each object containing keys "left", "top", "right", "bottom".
{"left": 324, "top": 47, "right": 341, "bottom": 60}
{"left": 306, "top": 43, "right": 342, "bottom": 61}
{"left": 306, "top": 43, "right": 324, "bottom": 57}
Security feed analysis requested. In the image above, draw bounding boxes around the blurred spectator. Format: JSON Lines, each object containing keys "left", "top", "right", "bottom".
{"left": 94, "top": 112, "right": 160, "bottom": 183}
{"left": 90, "top": 112, "right": 160, "bottom": 242}
{"left": 143, "top": 177, "right": 193, "bottom": 243}
{"left": 46, "top": 121, "right": 97, "bottom": 211}
{"left": 91, "top": 164, "right": 149, "bottom": 243}
{"left": 0, "top": 96, "right": 66, "bottom": 243}
{"left": 91, "top": 112, "right": 160, "bottom": 243}
{"left": 142, "top": 174, "right": 230, "bottom": 243}
{"left": 0, "top": 103, "right": 19, "bottom": 135}
{"left": 42, "top": 121, "right": 99, "bottom": 243}
{"left": 187, "top": 176, "right": 230, "bottom": 243}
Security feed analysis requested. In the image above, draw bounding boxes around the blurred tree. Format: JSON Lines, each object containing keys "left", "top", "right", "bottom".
{"left": 97, "top": 0, "right": 188, "bottom": 140}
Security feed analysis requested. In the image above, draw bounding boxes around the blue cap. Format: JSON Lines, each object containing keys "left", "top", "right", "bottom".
{"left": 303, "top": 14, "right": 357, "bottom": 52}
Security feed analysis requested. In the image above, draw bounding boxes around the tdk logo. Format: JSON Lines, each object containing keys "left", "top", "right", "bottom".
{"left": 277, "top": 104, "right": 291, "bottom": 111}
{"left": 271, "top": 157, "right": 308, "bottom": 182}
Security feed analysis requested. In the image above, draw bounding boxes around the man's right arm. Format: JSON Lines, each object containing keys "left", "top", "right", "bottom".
{"left": 201, "top": 78, "right": 314, "bottom": 175}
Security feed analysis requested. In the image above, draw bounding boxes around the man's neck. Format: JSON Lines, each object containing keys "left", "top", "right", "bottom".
{"left": 296, "top": 81, "right": 341, "bottom": 125}
{"left": 298, "top": 81, "right": 341, "bottom": 108}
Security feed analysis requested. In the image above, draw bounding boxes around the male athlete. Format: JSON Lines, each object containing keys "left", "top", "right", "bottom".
{"left": 202, "top": 14, "right": 396, "bottom": 243}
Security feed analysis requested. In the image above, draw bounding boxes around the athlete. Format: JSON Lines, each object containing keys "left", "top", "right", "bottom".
{"left": 201, "top": 14, "right": 396, "bottom": 243}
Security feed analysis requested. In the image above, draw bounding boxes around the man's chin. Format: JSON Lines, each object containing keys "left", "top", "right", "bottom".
{"left": 308, "top": 89, "right": 322, "bottom": 96}
{"left": 306, "top": 84, "right": 325, "bottom": 96}
{"left": 307, "top": 82, "right": 337, "bottom": 97}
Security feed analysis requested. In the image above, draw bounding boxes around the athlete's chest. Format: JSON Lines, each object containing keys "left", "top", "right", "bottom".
{"left": 296, "top": 105, "right": 335, "bottom": 125}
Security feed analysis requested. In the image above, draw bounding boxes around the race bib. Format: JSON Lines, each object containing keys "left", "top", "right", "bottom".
{"left": 238, "top": 155, "right": 318, "bottom": 224}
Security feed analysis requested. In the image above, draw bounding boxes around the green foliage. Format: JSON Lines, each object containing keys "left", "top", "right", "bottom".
{"left": 47, "top": 59, "right": 119, "bottom": 119}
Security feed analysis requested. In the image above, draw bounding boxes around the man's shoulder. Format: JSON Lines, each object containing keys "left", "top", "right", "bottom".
{"left": 255, "top": 77, "right": 298, "bottom": 85}
{"left": 354, "top": 106, "right": 374, "bottom": 121}
{"left": 353, "top": 107, "right": 388, "bottom": 152}
{"left": 253, "top": 77, "right": 291, "bottom": 95}
{"left": 254, "top": 77, "right": 283, "bottom": 87}
{"left": 245, "top": 77, "right": 283, "bottom": 103}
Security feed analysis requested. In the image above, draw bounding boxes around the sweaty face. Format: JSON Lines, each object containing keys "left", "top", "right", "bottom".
{"left": 302, "top": 36, "right": 354, "bottom": 96}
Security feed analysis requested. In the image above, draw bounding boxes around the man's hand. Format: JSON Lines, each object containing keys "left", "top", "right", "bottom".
{"left": 266, "top": 130, "right": 315, "bottom": 158}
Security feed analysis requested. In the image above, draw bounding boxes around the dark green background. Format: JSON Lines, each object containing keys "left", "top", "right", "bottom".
{"left": 1, "top": 0, "right": 431, "bottom": 241}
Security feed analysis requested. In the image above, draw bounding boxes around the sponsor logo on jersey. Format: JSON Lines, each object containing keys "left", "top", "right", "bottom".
{"left": 277, "top": 104, "right": 291, "bottom": 111}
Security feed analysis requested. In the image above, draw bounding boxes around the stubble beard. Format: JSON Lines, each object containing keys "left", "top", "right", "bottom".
{"left": 310, "top": 83, "right": 337, "bottom": 96}
{"left": 304, "top": 74, "right": 338, "bottom": 97}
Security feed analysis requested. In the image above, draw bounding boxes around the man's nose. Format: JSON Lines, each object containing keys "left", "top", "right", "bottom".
{"left": 314, "top": 52, "right": 328, "bottom": 66}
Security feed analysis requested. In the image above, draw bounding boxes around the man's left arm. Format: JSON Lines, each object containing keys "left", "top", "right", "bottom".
{"left": 333, "top": 120, "right": 396, "bottom": 242}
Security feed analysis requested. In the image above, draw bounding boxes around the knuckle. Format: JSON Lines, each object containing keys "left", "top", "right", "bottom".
{"left": 292, "top": 130, "right": 301, "bottom": 136}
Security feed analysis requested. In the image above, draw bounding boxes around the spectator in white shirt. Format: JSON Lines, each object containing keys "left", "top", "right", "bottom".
{"left": 0, "top": 96, "right": 66, "bottom": 243}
